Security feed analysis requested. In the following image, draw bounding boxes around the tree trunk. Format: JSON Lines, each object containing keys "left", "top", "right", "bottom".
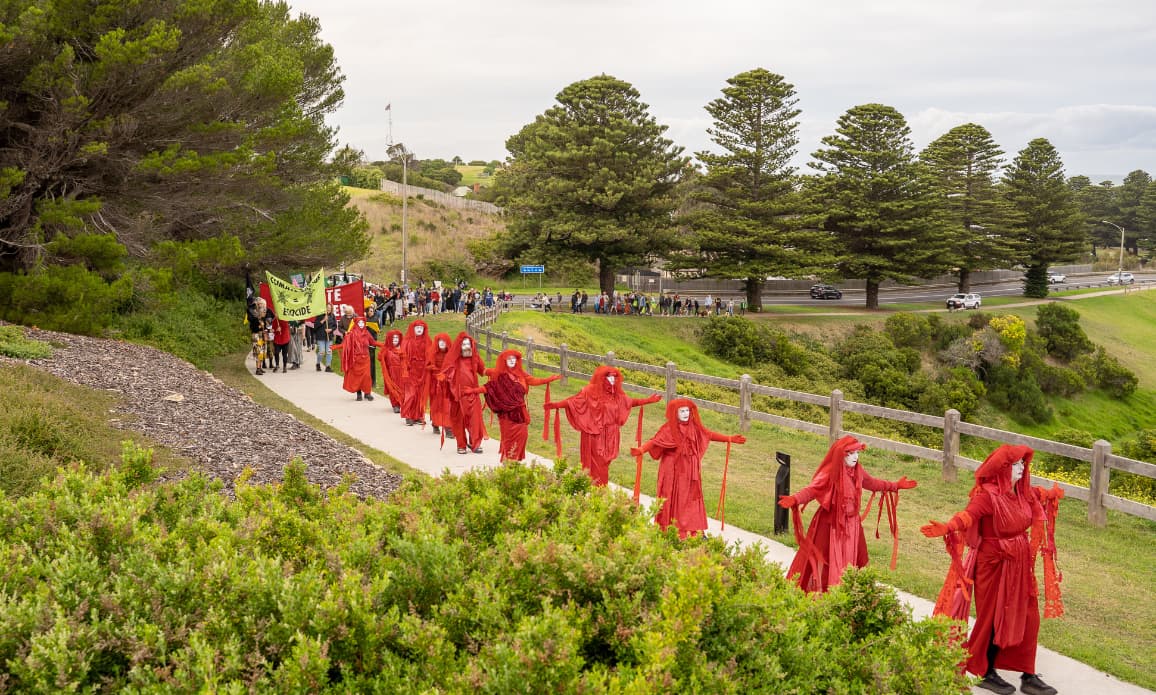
{"left": 865, "top": 277, "right": 880, "bottom": 310}
{"left": 957, "top": 267, "right": 971, "bottom": 294}
{"left": 598, "top": 259, "right": 615, "bottom": 298}
{"left": 744, "top": 277, "right": 763, "bottom": 312}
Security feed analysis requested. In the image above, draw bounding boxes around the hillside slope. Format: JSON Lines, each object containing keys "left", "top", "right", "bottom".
{"left": 342, "top": 187, "right": 505, "bottom": 284}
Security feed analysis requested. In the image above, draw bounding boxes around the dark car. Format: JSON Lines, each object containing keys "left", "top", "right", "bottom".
{"left": 810, "top": 284, "right": 843, "bottom": 300}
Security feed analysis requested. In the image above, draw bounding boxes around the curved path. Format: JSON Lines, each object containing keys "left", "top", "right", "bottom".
{"left": 250, "top": 353, "right": 1152, "bottom": 695}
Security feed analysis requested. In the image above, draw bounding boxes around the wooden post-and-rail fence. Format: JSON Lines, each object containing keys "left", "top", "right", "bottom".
{"left": 465, "top": 305, "right": 1156, "bottom": 528}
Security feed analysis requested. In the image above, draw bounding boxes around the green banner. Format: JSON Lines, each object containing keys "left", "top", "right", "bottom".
{"left": 266, "top": 269, "right": 326, "bottom": 320}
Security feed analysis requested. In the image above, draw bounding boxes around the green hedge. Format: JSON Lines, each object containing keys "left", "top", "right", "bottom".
{"left": 0, "top": 450, "right": 966, "bottom": 692}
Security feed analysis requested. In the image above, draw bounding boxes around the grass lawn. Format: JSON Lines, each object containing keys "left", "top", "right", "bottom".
{"left": 455, "top": 165, "right": 494, "bottom": 187}
{"left": 474, "top": 309, "right": 1156, "bottom": 689}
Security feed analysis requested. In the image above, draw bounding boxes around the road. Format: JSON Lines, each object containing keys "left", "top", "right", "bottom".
{"left": 778, "top": 272, "right": 1156, "bottom": 308}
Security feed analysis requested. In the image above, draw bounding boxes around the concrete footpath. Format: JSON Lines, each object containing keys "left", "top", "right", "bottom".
{"left": 249, "top": 354, "right": 1151, "bottom": 695}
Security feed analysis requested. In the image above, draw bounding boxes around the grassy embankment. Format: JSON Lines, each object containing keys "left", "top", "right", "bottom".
{"left": 443, "top": 297, "right": 1156, "bottom": 689}
{"left": 341, "top": 186, "right": 504, "bottom": 284}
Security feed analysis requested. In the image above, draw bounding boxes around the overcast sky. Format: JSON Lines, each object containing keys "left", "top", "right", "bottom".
{"left": 288, "top": 0, "right": 1156, "bottom": 181}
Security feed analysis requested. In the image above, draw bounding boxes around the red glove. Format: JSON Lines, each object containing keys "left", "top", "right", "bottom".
{"left": 897, "top": 476, "right": 917, "bottom": 490}
{"left": 630, "top": 447, "right": 643, "bottom": 457}
{"left": 920, "top": 520, "right": 949, "bottom": 537}
{"left": 778, "top": 494, "right": 797, "bottom": 509}
{"left": 647, "top": 394, "right": 662, "bottom": 404}
{"left": 544, "top": 402, "right": 557, "bottom": 410}
{"left": 730, "top": 434, "right": 747, "bottom": 444}
{"left": 548, "top": 375, "right": 561, "bottom": 382}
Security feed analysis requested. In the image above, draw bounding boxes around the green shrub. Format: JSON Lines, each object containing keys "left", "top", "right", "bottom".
{"left": 1035, "top": 303, "right": 1094, "bottom": 360}
{"left": 111, "top": 289, "right": 250, "bottom": 368}
{"left": 1035, "top": 428, "right": 1095, "bottom": 476}
{"left": 0, "top": 325, "right": 52, "bottom": 359}
{"left": 0, "top": 457, "right": 965, "bottom": 692}
{"left": 698, "top": 317, "right": 810, "bottom": 375}
{"left": 985, "top": 363, "right": 1052, "bottom": 424}
{"left": 1089, "top": 347, "right": 1138, "bottom": 398}
{"left": 0, "top": 264, "right": 133, "bottom": 335}
{"left": 884, "top": 312, "right": 932, "bottom": 349}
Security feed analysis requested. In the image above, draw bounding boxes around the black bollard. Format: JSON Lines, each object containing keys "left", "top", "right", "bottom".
{"left": 774, "top": 451, "right": 790, "bottom": 535}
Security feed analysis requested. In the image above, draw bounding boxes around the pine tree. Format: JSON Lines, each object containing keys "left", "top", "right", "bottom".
{"left": 920, "top": 124, "right": 1016, "bottom": 292}
{"left": 670, "top": 69, "right": 826, "bottom": 311}
{"left": 810, "top": 104, "right": 953, "bottom": 309}
{"left": 1001, "top": 139, "right": 1086, "bottom": 298}
{"left": 493, "top": 75, "right": 688, "bottom": 295}
{"left": 1114, "top": 170, "right": 1151, "bottom": 255}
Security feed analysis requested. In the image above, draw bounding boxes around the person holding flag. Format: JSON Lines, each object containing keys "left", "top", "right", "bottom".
{"left": 544, "top": 366, "right": 661, "bottom": 486}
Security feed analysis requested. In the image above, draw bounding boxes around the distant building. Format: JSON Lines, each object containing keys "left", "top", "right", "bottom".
{"left": 452, "top": 186, "right": 472, "bottom": 197}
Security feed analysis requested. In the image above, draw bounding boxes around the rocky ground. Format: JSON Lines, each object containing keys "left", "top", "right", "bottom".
{"left": 11, "top": 327, "right": 404, "bottom": 499}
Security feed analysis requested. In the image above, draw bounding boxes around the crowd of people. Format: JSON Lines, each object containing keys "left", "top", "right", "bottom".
{"left": 526, "top": 290, "right": 746, "bottom": 317}
{"left": 247, "top": 276, "right": 1068, "bottom": 693}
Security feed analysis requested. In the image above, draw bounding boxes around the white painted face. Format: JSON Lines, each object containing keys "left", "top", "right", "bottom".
{"left": 1011, "top": 460, "right": 1025, "bottom": 483}
{"left": 845, "top": 450, "right": 860, "bottom": 467}
{"left": 606, "top": 375, "right": 616, "bottom": 386}
{"left": 677, "top": 406, "right": 690, "bottom": 422}
{"left": 356, "top": 319, "right": 365, "bottom": 329}
{"left": 461, "top": 339, "right": 473, "bottom": 356}
{"left": 391, "top": 335, "right": 400, "bottom": 346}
{"left": 506, "top": 356, "right": 517, "bottom": 369}
{"left": 437, "top": 339, "right": 447, "bottom": 349}
{"left": 414, "top": 325, "right": 424, "bottom": 336}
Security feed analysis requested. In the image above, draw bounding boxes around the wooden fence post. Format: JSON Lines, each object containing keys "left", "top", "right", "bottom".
{"left": 485, "top": 327, "right": 492, "bottom": 358}
{"left": 665, "top": 362, "right": 677, "bottom": 402}
{"left": 1089, "top": 439, "right": 1111, "bottom": 527}
{"left": 559, "top": 343, "right": 569, "bottom": 383}
{"left": 739, "top": 374, "right": 752, "bottom": 433}
{"left": 942, "top": 409, "right": 960, "bottom": 483}
{"left": 829, "top": 389, "right": 843, "bottom": 444}
{"left": 525, "top": 337, "right": 535, "bottom": 371}
{"left": 605, "top": 351, "right": 616, "bottom": 367}
{"left": 501, "top": 331, "right": 509, "bottom": 352}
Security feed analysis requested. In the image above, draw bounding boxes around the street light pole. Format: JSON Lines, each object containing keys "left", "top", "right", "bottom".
{"left": 401, "top": 154, "right": 408, "bottom": 285}
{"left": 1102, "top": 220, "right": 1125, "bottom": 278}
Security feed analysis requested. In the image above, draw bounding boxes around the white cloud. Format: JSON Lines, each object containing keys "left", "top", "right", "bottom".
{"left": 291, "top": 0, "right": 1156, "bottom": 176}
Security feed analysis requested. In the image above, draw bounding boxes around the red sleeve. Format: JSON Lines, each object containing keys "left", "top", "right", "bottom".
{"left": 629, "top": 396, "right": 655, "bottom": 408}
{"left": 862, "top": 471, "right": 899, "bottom": 493}
{"left": 526, "top": 375, "right": 553, "bottom": 386}
{"left": 793, "top": 479, "right": 824, "bottom": 507}
{"left": 705, "top": 429, "right": 732, "bottom": 443}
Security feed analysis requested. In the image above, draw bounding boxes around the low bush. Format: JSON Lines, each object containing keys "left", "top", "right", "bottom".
{"left": 0, "top": 324, "right": 52, "bottom": 359}
{"left": 0, "top": 455, "right": 966, "bottom": 692}
{"left": 1035, "top": 303, "right": 1094, "bottom": 360}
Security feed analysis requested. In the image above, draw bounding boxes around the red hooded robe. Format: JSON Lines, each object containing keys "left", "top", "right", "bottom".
{"left": 400, "top": 320, "right": 432, "bottom": 422}
{"left": 332, "top": 319, "right": 376, "bottom": 394}
{"left": 442, "top": 332, "right": 488, "bottom": 451}
{"left": 483, "top": 349, "right": 558, "bottom": 461}
{"left": 547, "top": 366, "right": 660, "bottom": 485}
{"left": 930, "top": 444, "right": 1058, "bottom": 678}
{"left": 785, "top": 435, "right": 908, "bottom": 593}
{"left": 376, "top": 329, "right": 404, "bottom": 408}
{"left": 638, "top": 398, "right": 742, "bottom": 539}
{"left": 427, "top": 333, "right": 454, "bottom": 431}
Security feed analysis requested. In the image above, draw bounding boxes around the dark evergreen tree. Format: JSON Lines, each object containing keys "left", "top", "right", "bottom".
{"left": 920, "top": 123, "right": 1016, "bottom": 292}
{"left": 670, "top": 68, "right": 826, "bottom": 311}
{"left": 1001, "top": 139, "right": 1086, "bottom": 298}
{"left": 0, "top": 0, "right": 367, "bottom": 275}
{"left": 1114, "top": 170, "right": 1151, "bottom": 255}
{"left": 1069, "top": 177, "right": 1117, "bottom": 254}
{"left": 809, "top": 104, "right": 953, "bottom": 309}
{"left": 492, "top": 75, "right": 688, "bottom": 295}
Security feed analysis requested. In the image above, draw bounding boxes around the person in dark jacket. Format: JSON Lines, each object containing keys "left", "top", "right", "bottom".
{"left": 312, "top": 311, "right": 338, "bottom": 372}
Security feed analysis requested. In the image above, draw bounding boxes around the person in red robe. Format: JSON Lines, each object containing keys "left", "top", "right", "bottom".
{"left": 376, "top": 329, "right": 404, "bottom": 413}
{"left": 426, "top": 333, "right": 454, "bottom": 437}
{"left": 440, "top": 332, "right": 488, "bottom": 454}
{"left": 921, "top": 445, "right": 1062, "bottom": 695}
{"left": 483, "top": 349, "right": 560, "bottom": 462}
{"left": 631, "top": 398, "right": 745, "bottom": 539}
{"left": 400, "top": 320, "right": 432, "bottom": 426}
{"left": 331, "top": 317, "right": 379, "bottom": 401}
{"left": 544, "top": 366, "right": 661, "bottom": 485}
{"left": 778, "top": 435, "right": 917, "bottom": 593}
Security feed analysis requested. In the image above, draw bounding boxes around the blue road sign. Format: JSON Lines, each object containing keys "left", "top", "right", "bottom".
{"left": 520, "top": 265, "right": 545, "bottom": 274}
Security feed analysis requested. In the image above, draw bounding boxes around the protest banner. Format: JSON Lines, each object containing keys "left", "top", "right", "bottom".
{"left": 325, "top": 279, "right": 365, "bottom": 317}
{"left": 266, "top": 269, "right": 327, "bottom": 320}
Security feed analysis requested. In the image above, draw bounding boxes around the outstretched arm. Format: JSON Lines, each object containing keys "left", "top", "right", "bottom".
{"left": 863, "top": 472, "right": 917, "bottom": 493}
{"left": 706, "top": 430, "right": 746, "bottom": 444}
{"left": 526, "top": 374, "right": 561, "bottom": 386}
{"left": 629, "top": 393, "right": 663, "bottom": 408}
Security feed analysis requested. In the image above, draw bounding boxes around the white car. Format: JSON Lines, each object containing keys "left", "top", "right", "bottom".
{"left": 1106, "top": 272, "right": 1135, "bottom": 285}
{"left": 946, "top": 293, "right": 981, "bottom": 310}
{"left": 1047, "top": 272, "right": 1066, "bottom": 284}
